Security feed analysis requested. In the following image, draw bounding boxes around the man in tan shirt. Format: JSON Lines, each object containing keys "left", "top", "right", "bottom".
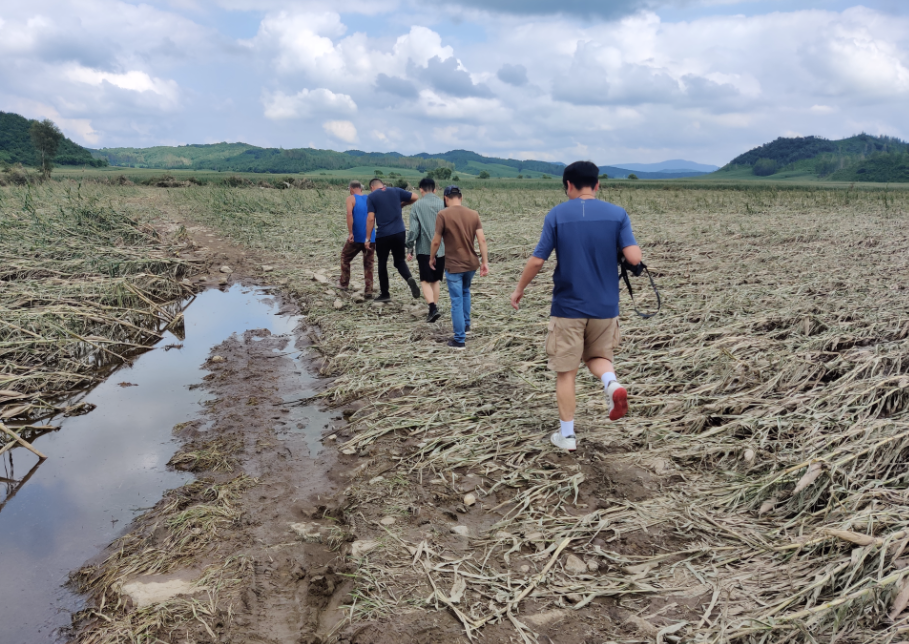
{"left": 429, "top": 185, "right": 489, "bottom": 349}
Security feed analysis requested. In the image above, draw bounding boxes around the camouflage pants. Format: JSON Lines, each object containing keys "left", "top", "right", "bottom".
{"left": 339, "top": 241, "right": 375, "bottom": 294}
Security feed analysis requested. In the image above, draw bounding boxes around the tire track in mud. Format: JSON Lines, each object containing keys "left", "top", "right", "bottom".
{"left": 73, "top": 301, "right": 366, "bottom": 643}
{"left": 69, "top": 220, "right": 364, "bottom": 644}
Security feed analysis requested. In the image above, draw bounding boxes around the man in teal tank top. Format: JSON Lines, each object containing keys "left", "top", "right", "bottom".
{"left": 339, "top": 180, "right": 375, "bottom": 297}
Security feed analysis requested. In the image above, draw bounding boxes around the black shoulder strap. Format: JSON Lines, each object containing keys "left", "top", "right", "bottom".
{"left": 620, "top": 259, "right": 661, "bottom": 319}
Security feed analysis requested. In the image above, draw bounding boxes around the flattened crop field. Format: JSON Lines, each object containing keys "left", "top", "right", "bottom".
{"left": 6, "top": 180, "right": 909, "bottom": 644}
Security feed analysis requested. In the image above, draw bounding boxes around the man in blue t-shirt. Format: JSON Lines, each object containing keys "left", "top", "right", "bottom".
{"left": 364, "top": 178, "right": 420, "bottom": 302}
{"left": 339, "top": 180, "right": 375, "bottom": 297}
{"left": 510, "top": 160, "right": 643, "bottom": 452}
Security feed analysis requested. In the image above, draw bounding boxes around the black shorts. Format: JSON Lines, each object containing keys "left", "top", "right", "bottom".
{"left": 417, "top": 254, "right": 445, "bottom": 283}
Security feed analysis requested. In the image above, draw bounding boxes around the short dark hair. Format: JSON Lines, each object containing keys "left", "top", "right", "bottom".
{"left": 562, "top": 161, "right": 600, "bottom": 190}
{"left": 368, "top": 177, "right": 384, "bottom": 188}
{"left": 419, "top": 177, "right": 436, "bottom": 191}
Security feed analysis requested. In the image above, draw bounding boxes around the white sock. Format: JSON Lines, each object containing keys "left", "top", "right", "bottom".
{"left": 560, "top": 419, "right": 575, "bottom": 438}
{"left": 601, "top": 372, "right": 617, "bottom": 388}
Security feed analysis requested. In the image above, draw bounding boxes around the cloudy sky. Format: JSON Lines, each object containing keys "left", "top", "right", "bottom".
{"left": 1, "top": 0, "right": 907, "bottom": 166}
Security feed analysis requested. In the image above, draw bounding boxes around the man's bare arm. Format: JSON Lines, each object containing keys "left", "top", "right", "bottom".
{"left": 622, "top": 244, "right": 642, "bottom": 266}
{"left": 365, "top": 212, "right": 375, "bottom": 249}
{"left": 510, "top": 256, "right": 545, "bottom": 310}
{"left": 428, "top": 231, "right": 443, "bottom": 269}
{"left": 346, "top": 196, "right": 355, "bottom": 242}
{"left": 406, "top": 208, "right": 420, "bottom": 259}
{"left": 476, "top": 228, "right": 490, "bottom": 277}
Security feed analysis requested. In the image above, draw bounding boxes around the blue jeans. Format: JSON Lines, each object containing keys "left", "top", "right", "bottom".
{"left": 446, "top": 270, "right": 475, "bottom": 343}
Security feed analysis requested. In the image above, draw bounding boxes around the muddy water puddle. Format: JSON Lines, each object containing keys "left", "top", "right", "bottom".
{"left": 0, "top": 285, "right": 327, "bottom": 643}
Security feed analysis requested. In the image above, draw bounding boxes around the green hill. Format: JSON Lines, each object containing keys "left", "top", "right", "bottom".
{"left": 715, "top": 134, "right": 909, "bottom": 182}
{"left": 412, "top": 149, "right": 565, "bottom": 176}
{"left": 0, "top": 111, "right": 107, "bottom": 167}
{"left": 89, "top": 142, "right": 568, "bottom": 178}
{"left": 90, "top": 142, "right": 449, "bottom": 174}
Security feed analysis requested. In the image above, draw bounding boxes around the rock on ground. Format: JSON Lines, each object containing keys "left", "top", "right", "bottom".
{"left": 350, "top": 540, "right": 379, "bottom": 557}
{"left": 524, "top": 610, "right": 569, "bottom": 627}
{"left": 564, "top": 554, "right": 587, "bottom": 575}
{"left": 121, "top": 579, "right": 204, "bottom": 608}
{"left": 290, "top": 522, "right": 324, "bottom": 543}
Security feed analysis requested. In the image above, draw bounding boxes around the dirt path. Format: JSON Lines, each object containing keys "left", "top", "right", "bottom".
{"left": 71, "top": 210, "right": 671, "bottom": 644}
{"left": 70, "top": 217, "right": 362, "bottom": 643}
{"left": 70, "top": 185, "right": 909, "bottom": 644}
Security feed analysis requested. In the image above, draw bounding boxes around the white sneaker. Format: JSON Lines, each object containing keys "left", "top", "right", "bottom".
{"left": 606, "top": 381, "right": 628, "bottom": 421}
{"left": 550, "top": 432, "right": 577, "bottom": 452}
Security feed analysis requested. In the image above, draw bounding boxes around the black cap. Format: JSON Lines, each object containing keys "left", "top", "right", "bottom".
{"left": 443, "top": 185, "right": 462, "bottom": 197}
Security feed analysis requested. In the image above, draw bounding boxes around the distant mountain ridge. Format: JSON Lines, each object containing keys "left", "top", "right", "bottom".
{"left": 613, "top": 159, "right": 719, "bottom": 173}
{"left": 598, "top": 165, "right": 708, "bottom": 180}
{"left": 1, "top": 109, "right": 722, "bottom": 180}
{"left": 88, "top": 140, "right": 715, "bottom": 180}
{"left": 0, "top": 111, "right": 106, "bottom": 167}
{"left": 89, "top": 143, "right": 570, "bottom": 178}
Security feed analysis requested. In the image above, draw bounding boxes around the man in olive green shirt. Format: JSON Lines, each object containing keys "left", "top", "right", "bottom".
{"left": 406, "top": 177, "right": 446, "bottom": 322}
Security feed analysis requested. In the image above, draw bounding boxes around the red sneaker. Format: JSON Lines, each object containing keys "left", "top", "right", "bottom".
{"left": 606, "top": 381, "right": 628, "bottom": 421}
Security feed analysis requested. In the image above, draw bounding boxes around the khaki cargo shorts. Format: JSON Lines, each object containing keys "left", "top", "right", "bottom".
{"left": 545, "top": 317, "right": 621, "bottom": 372}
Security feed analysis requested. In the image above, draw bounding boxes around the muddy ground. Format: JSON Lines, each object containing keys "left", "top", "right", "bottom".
{"left": 70, "top": 214, "right": 696, "bottom": 644}
{"left": 69, "top": 183, "right": 909, "bottom": 644}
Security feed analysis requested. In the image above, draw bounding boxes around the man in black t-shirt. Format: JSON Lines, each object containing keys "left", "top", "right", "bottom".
{"left": 365, "top": 178, "right": 420, "bottom": 302}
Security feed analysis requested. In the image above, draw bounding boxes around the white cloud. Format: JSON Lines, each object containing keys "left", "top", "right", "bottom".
{"left": 1, "top": 1, "right": 908, "bottom": 164}
{"left": 413, "top": 90, "right": 506, "bottom": 121}
{"left": 5, "top": 98, "right": 100, "bottom": 144}
{"left": 263, "top": 87, "right": 357, "bottom": 119}
{"left": 323, "top": 120, "right": 358, "bottom": 142}
{"left": 250, "top": 15, "right": 453, "bottom": 89}
{"left": 66, "top": 65, "right": 179, "bottom": 101}
{"left": 252, "top": 11, "right": 347, "bottom": 73}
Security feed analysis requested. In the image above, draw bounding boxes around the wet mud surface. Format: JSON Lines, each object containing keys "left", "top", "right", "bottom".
{"left": 155, "top": 316, "right": 352, "bottom": 642}
{"left": 62, "top": 277, "right": 363, "bottom": 643}
{"left": 59, "top": 215, "right": 709, "bottom": 644}
{"left": 0, "top": 286, "right": 335, "bottom": 643}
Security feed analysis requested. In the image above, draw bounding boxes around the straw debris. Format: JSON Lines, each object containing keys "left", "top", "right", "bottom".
{"left": 0, "top": 182, "right": 202, "bottom": 429}
{"left": 71, "top": 182, "right": 909, "bottom": 643}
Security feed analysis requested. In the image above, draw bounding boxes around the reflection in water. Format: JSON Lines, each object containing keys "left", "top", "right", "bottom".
{"left": 0, "top": 286, "right": 301, "bottom": 644}
{"left": 0, "top": 458, "right": 44, "bottom": 514}
{"left": 276, "top": 393, "right": 334, "bottom": 458}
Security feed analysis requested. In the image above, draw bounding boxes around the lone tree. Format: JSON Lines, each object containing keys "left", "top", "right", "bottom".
{"left": 30, "top": 119, "right": 64, "bottom": 180}
{"left": 478, "top": 170, "right": 491, "bottom": 179}
{"left": 430, "top": 167, "right": 452, "bottom": 181}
